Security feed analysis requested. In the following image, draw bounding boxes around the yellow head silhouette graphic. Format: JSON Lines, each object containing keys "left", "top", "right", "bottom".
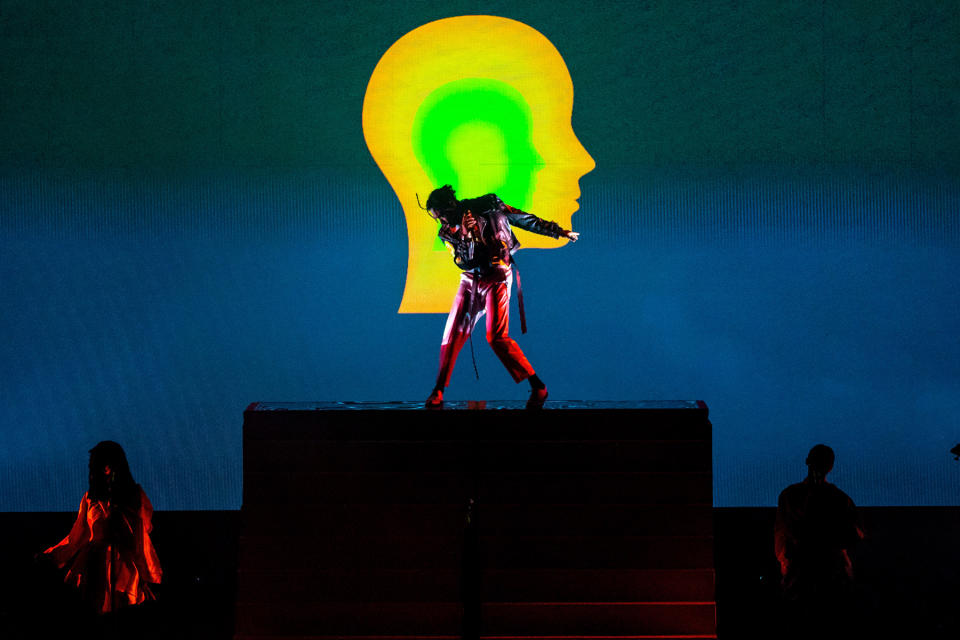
{"left": 363, "top": 15, "right": 594, "bottom": 313}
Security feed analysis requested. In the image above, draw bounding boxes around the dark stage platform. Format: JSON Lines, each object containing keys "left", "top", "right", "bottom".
{"left": 237, "top": 400, "right": 715, "bottom": 640}
{"left": 6, "top": 401, "right": 956, "bottom": 639}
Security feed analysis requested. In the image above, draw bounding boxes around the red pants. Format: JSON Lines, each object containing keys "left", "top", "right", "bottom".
{"left": 435, "top": 265, "right": 535, "bottom": 388}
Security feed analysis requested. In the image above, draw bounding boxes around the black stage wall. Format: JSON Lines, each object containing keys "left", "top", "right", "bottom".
{"left": 2, "top": 508, "right": 957, "bottom": 639}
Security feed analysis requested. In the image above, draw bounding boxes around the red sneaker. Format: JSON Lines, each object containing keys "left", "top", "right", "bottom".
{"left": 526, "top": 387, "right": 548, "bottom": 409}
{"left": 426, "top": 388, "right": 444, "bottom": 408}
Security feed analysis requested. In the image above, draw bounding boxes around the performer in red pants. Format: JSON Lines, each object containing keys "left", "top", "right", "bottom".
{"left": 423, "top": 185, "right": 579, "bottom": 409}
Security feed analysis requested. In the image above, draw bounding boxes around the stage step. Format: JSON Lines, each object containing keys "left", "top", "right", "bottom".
{"left": 235, "top": 602, "right": 715, "bottom": 637}
{"left": 235, "top": 637, "right": 718, "bottom": 640}
{"left": 240, "top": 504, "right": 713, "bottom": 537}
{"left": 244, "top": 440, "right": 710, "bottom": 473}
{"left": 237, "top": 535, "right": 712, "bottom": 570}
{"left": 235, "top": 402, "right": 715, "bottom": 639}
{"left": 236, "top": 569, "right": 716, "bottom": 603}
{"left": 241, "top": 402, "right": 712, "bottom": 441}
{"left": 244, "top": 472, "right": 712, "bottom": 505}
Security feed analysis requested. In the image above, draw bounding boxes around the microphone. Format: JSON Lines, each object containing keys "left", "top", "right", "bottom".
{"left": 462, "top": 210, "right": 484, "bottom": 246}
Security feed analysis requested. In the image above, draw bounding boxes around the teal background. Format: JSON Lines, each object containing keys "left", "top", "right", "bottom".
{"left": 1, "top": 1, "right": 958, "bottom": 509}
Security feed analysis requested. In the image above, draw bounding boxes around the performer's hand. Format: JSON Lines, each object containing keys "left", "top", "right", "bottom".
{"left": 565, "top": 230, "right": 579, "bottom": 242}
{"left": 462, "top": 211, "right": 479, "bottom": 236}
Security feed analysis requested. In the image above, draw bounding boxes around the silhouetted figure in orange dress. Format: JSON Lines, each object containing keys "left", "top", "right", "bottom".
{"left": 43, "top": 441, "right": 162, "bottom": 615}
{"left": 775, "top": 444, "right": 864, "bottom": 637}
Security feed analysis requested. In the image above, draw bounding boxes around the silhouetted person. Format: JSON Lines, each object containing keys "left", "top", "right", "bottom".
{"left": 42, "top": 441, "right": 162, "bottom": 615}
{"left": 775, "top": 444, "right": 864, "bottom": 637}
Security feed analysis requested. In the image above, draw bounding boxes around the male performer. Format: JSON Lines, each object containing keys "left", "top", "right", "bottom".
{"left": 775, "top": 444, "right": 864, "bottom": 636}
{"left": 424, "top": 185, "right": 579, "bottom": 409}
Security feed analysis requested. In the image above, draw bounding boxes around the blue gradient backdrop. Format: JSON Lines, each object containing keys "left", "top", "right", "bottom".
{"left": 2, "top": 1, "right": 959, "bottom": 509}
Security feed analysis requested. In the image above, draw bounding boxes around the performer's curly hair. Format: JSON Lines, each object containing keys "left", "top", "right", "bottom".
{"left": 88, "top": 440, "right": 140, "bottom": 509}
{"left": 425, "top": 185, "right": 459, "bottom": 220}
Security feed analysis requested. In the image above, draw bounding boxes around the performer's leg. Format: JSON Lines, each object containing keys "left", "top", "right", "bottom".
{"left": 485, "top": 274, "right": 535, "bottom": 383}
{"left": 434, "top": 273, "right": 476, "bottom": 391}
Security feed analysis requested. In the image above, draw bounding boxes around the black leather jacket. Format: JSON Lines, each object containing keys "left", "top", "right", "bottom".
{"left": 437, "top": 194, "right": 566, "bottom": 273}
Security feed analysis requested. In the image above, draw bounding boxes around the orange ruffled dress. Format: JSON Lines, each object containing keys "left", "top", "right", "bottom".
{"left": 44, "top": 487, "right": 162, "bottom": 614}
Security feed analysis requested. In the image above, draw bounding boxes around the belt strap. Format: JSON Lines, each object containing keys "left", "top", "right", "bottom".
{"left": 468, "top": 269, "right": 480, "bottom": 379}
{"left": 512, "top": 259, "right": 527, "bottom": 334}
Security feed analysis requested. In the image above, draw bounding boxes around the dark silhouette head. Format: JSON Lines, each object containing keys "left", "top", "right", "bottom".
{"left": 88, "top": 440, "right": 139, "bottom": 508}
{"left": 805, "top": 444, "right": 835, "bottom": 482}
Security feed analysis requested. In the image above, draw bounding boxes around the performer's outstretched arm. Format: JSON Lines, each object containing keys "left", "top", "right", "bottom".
{"left": 502, "top": 203, "right": 579, "bottom": 241}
